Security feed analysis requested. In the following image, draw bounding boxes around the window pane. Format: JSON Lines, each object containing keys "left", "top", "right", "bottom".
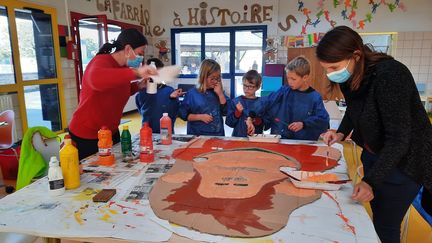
{"left": 24, "top": 84, "right": 62, "bottom": 131}
{"left": 0, "top": 6, "right": 15, "bottom": 85}
{"left": 234, "top": 76, "right": 262, "bottom": 97}
{"left": 15, "top": 8, "right": 57, "bottom": 81}
{"left": 107, "top": 24, "right": 121, "bottom": 42}
{"left": 205, "top": 32, "right": 230, "bottom": 73}
{"left": 235, "top": 30, "right": 263, "bottom": 73}
{"left": 361, "top": 34, "right": 392, "bottom": 54}
{"left": 175, "top": 32, "right": 201, "bottom": 74}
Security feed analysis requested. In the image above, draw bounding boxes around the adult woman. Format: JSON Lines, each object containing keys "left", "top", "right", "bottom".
{"left": 69, "top": 28, "right": 156, "bottom": 160}
{"left": 317, "top": 26, "right": 432, "bottom": 243}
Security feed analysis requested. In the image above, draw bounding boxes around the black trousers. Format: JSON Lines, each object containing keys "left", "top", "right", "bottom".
{"left": 361, "top": 150, "right": 421, "bottom": 243}
{"left": 69, "top": 130, "right": 120, "bottom": 161}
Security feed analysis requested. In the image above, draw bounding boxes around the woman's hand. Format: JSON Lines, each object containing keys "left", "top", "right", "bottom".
{"left": 137, "top": 65, "right": 158, "bottom": 79}
{"left": 170, "top": 88, "right": 186, "bottom": 98}
{"left": 137, "top": 78, "right": 148, "bottom": 89}
{"left": 288, "top": 122, "right": 303, "bottom": 132}
{"left": 352, "top": 181, "right": 374, "bottom": 202}
{"left": 321, "top": 130, "right": 344, "bottom": 145}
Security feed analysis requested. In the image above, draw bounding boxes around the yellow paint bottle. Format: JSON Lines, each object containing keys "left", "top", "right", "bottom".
{"left": 60, "top": 135, "right": 80, "bottom": 189}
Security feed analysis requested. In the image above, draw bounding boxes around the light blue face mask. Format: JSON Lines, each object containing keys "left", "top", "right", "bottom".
{"left": 326, "top": 59, "right": 352, "bottom": 83}
{"left": 126, "top": 49, "right": 144, "bottom": 68}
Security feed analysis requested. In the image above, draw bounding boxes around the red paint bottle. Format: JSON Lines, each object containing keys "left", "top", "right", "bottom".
{"left": 160, "top": 113, "right": 172, "bottom": 145}
{"left": 140, "top": 122, "right": 154, "bottom": 163}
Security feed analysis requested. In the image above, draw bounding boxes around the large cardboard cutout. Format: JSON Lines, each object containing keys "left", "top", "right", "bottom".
{"left": 149, "top": 138, "right": 341, "bottom": 237}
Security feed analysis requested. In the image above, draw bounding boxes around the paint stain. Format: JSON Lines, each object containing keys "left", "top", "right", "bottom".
{"left": 134, "top": 213, "right": 145, "bottom": 217}
{"left": 323, "top": 191, "right": 356, "bottom": 235}
{"left": 74, "top": 204, "right": 89, "bottom": 225}
{"left": 73, "top": 187, "right": 98, "bottom": 201}
{"left": 100, "top": 213, "right": 112, "bottom": 222}
{"left": 114, "top": 204, "right": 137, "bottom": 211}
{"left": 126, "top": 224, "right": 136, "bottom": 229}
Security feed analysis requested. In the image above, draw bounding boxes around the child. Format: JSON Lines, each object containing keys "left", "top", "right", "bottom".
{"left": 135, "top": 58, "right": 184, "bottom": 133}
{"left": 226, "top": 70, "right": 268, "bottom": 137}
{"left": 178, "top": 59, "right": 228, "bottom": 136}
{"left": 265, "top": 56, "right": 329, "bottom": 140}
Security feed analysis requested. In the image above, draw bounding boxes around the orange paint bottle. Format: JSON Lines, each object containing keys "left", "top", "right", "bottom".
{"left": 97, "top": 126, "right": 115, "bottom": 166}
{"left": 160, "top": 113, "right": 172, "bottom": 145}
{"left": 140, "top": 122, "right": 154, "bottom": 163}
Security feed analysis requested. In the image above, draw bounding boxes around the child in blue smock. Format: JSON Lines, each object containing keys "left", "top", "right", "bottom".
{"left": 178, "top": 59, "right": 228, "bottom": 136}
{"left": 135, "top": 58, "right": 184, "bottom": 133}
{"left": 264, "top": 56, "right": 329, "bottom": 140}
{"left": 226, "top": 70, "right": 269, "bottom": 137}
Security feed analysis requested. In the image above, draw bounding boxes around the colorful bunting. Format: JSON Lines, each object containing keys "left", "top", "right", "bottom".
{"left": 296, "top": 0, "right": 406, "bottom": 35}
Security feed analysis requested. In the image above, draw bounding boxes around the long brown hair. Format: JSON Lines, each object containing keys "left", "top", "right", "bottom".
{"left": 316, "top": 26, "right": 393, "bottom": 91}
{"left": 197, "top": 59, "right": 221, "bottom": 93}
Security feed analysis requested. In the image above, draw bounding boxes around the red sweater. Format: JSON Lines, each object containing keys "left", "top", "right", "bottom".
{"left": 69, "top": 54, "right": 139, "bottom": 139}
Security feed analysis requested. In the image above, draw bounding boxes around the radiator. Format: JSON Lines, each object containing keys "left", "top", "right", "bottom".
{"left": 0, "top": 94, "right": 13, "bottom": 111}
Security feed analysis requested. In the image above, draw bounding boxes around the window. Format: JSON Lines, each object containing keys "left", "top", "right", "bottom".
{"left": 171, "top": 26, "right": 267, "bottom": 98}
{"left": 0, "top": 1, "right": 66, "bottom": 135}
{"left": 360, "top": 33, "right": 395, "bottom": 55}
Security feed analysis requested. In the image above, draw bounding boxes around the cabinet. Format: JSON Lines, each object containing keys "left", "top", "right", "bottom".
{"left": 287, "top": 47, "right": 343, "bottom": 100}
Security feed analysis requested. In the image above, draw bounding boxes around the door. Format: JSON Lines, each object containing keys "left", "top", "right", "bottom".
{"left": 288, "top": 47, "right": 343, "bottom": 100}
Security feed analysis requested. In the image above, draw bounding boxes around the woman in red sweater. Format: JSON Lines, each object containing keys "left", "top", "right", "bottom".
{"left": 69, "top": 28, "right": 156, "bottom": 160}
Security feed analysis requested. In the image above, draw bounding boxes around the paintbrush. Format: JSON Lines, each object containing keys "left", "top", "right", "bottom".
{"left": 326, "top": 146, "right": 329, "bottom": 166}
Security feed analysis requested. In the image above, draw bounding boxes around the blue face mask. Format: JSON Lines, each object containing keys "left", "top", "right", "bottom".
{"left": 126, "top": 49, "right": 144, "bottom": 68}
{"left": 326, "top": 59, "right": 352, "bottom": 83}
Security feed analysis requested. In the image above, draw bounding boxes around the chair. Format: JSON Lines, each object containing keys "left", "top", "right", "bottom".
{"left": 0, "top": 110, "right": 17, "bottom": 194}
{"left": 0, "top": 110, "right": 15, "bottom": 149}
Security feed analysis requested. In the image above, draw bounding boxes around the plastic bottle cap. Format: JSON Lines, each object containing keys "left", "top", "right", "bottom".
{"left": 163, "top": 113, "right": 168, "bottom": 116}
{"left": 123, "top": 125, "right": 129, "bottom": 129}
{"left": 150, "top": 61, "right": 156, "bottom": 67}
{"left": 101, "top": 126, "right": 109, "bottom": 130}
{"left": 64, "top": 134, "right": 71, "bottom": 139}
{"left": 49, "top": 156, "right": 59, "bottom": 166}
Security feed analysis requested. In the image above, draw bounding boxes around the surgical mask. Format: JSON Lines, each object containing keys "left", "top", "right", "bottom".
{"left": 326, "top": 59, "right": 352, "bottom": 83}
{"left": 126, "top": 49, "right": 144, "bottom": 68}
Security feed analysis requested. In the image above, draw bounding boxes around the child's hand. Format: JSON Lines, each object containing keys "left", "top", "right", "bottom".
{"left": 170, "top": 88, "right": 186, "bottom": 98}
{"left": 213, "top": 82, "right": 224, "bottom": 96}
{"left": 200, "top": 114, "right": 213, "bottom": 124}
{"left": 235, "top": 102, "right": 244, "bottom": 113}
{"left": 288, "top": 122, "right": 303, "bottom": 132}
{"left": 245, "top": 117, "right": 255, "bottom": 136}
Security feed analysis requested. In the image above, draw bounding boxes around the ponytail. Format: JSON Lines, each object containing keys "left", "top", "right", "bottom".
{"left": 96, "top": 40, "right": 124, "bottom": 55}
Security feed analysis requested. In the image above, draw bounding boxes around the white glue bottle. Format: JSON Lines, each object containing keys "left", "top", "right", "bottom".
{"left": 48, "top": 156, "right": 65, "bottom": 196}
{"left": 147, "top": 61, "right": 158, "bottom": 94}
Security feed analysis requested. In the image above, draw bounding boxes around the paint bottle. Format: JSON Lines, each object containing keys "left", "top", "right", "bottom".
{"left": 147, "top": 61, "right": 157, "bottom": 94}
{"left": 48, "top": 156, "right": 65, "bottom": 196}
{"left": 97, "top": 126, "right": 115, "bottom": 166}
{"left": 160, "top": 113, "right": 172, "bottom": 145}
{"left": 120, "top": 125, "right": 132, "bottom": 160}
{"left": 59, "top": 135, "right": 80, "bottom": 189}
{"left": 140, "top": 122, "right": 154, "bottom": 163}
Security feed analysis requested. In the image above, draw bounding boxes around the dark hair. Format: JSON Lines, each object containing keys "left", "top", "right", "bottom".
{"left": 146, "top": 57, "right": 164, "bottom": 68}
{"left": 316, "top": 25, "right": 393, "bottom": 91}
{"left": 286, "top": 55, "right": 310, "bottom": 77}
{"left": 242, "top": 70, "right": 262, "bottom": 88}
{"left": 97, "top": 28, "right": 148, "bottom": 55}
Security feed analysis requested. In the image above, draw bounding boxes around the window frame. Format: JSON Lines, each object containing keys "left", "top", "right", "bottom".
{"left": 171, "top": 25, "right": 267, "bottom": 98}
{"left": 0, "top": 0, "right": 66, "bottom": 133}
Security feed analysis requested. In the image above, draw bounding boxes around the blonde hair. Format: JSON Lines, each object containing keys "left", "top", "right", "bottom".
{"left": 285, "top": 55, "right": 311, "bottom": 77}
{"left": 198, "top": 59, "right": 221, "bottom": 93}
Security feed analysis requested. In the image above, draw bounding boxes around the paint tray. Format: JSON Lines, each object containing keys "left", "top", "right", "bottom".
{"left": 280, "top": 168, "right": 346, "bottom": 191}
{"left": 248, "top": 134, "right": 281, "bottom": 143}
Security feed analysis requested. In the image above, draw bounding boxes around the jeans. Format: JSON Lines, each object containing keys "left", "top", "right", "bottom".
{"left": 361, "top": 150, "right": 420, "bottom": 243}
